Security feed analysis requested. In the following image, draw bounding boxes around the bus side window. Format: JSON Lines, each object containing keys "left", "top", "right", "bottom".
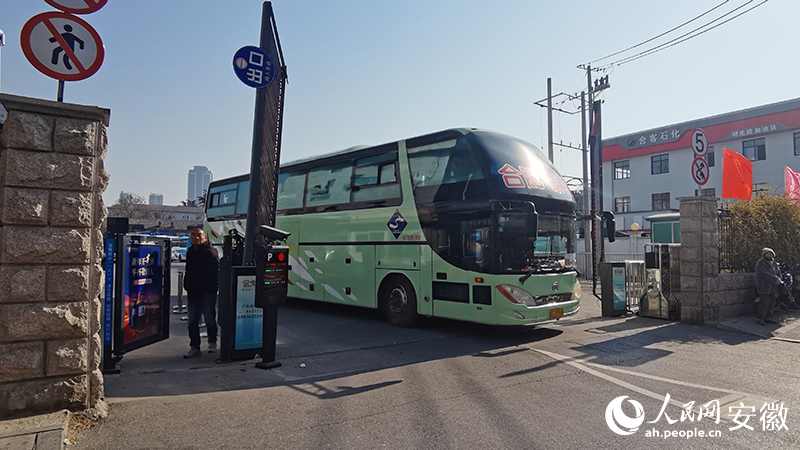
{"left": 207, "top": 187, "right": 237, "bottom": 216}
{"left": 235, "top": 180, "right": 250, "bottom": 214}
{"left": 306, "top": 162, "right": 351, "bottom": 207}
{"left": 277, "top": 172, "right": 306, "bottom": 210}
{"left": 408, "top": 138, "right": 483, "bottom": 188}
{"left": 353, "top": 153, "right": 400, "bottom": 204}
{"left": 379, "top": 163, "right": 396, "bottom": 184}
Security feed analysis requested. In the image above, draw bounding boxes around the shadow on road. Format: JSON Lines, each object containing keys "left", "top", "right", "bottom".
{"left": 103, "top": 297, "right": 563, "bottom": 399}
{"left": 569, "top": 316, "right": 759, "bottom": 367}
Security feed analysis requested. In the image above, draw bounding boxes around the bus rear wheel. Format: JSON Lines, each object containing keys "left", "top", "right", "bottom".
{"left": 379, "top": 276, "right": 419, "bottom": 327}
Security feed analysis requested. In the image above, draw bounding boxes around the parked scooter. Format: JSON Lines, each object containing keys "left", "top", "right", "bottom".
{"left": 777, "top": 263, "right": 799, "bottom": 311}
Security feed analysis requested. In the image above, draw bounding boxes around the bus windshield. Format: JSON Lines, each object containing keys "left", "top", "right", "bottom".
{"left": 410, "top": 132, "right": 575, "bottom": 275}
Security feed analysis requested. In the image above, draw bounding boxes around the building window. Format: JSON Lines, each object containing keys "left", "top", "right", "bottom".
{"left": 615, "top": 197, "right": 631, "bottom": 213}
{"left": 706, "top": 146, "right": 715, "bottom": 167}
{"left": 754, "top": 182, "right": 769, "bottom": 196}
{"left": 742, "top": 138, "right": 766, "bottom": 161}
{"left": 652, "top": 192, "right": 671, "bottom": 210}
{"left": 651, "top": 154, "right": 669, "bottom": 174}
{"left": 794, "top": 132, "right": 800, "bottom": 156}
{"left": 694, "top": 188, "right": 716, "bottom": 197}
{"left": 614, "top": 160, "right": 630, "bottom": 180}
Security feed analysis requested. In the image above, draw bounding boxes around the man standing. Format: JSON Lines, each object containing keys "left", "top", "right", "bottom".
{"left": 183, "top": 228, "right": 219, "bottom": 358}
{"left": 755, "top": 247, "right": 781, "bottom": 326}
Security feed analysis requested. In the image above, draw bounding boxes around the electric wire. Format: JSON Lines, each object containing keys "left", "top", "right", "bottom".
{"left": 598, "top": 0, "right": 767, "bottom": 69}
{"left": 601, "top": 0, "right": 758, "bottom": 68}
{"left": 608, "top": 0, "right": 767, "bottom": 67}
{"left": 588, "top": 0, "right": 730, "bottom": 65}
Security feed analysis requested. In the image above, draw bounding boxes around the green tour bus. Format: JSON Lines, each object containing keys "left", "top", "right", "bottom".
{"left": 204, "top": 128, "right": 580, "bottom": 327}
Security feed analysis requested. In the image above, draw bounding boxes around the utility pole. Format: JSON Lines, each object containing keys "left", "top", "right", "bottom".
{"left": 547, "top": 77, "right": 554, "bottom": 162}
{"left": 581, "top": 90, "right": 589, "bottom": 259}
{"left": 579, "top": 63, "right": 610, "bottom": 294}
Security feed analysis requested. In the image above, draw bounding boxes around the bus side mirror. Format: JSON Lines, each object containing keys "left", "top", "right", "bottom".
{"left": 529, "top": 211, "right": 538, "bottom": 241}
{"left": 603, "top": 211, "right": 616, "bottom": 243}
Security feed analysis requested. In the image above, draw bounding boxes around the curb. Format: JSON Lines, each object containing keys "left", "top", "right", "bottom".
{"left": 0, "top": 409, "right": 69, "bottom": 450}
{"left": 715, "top": 320, "right": 773, "bottom": 339}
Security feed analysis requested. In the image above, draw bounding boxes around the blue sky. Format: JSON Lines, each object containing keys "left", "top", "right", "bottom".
{"left": 1, "top": 0, "right": 795, "bottom": 205}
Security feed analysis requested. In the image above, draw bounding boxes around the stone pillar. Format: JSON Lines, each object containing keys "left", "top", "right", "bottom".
{"left": 678, "top": 196, "right": 719, "bottom": 324}
{"left": 0, "top": 94, "right": 110, "bottom": 418}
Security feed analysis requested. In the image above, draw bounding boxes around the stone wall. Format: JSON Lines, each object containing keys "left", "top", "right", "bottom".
{"left": 0, "top": 94, "right": 110, "bottom": 418}
{"left": 678, "top": 196, "right": 755, "bottom": 324}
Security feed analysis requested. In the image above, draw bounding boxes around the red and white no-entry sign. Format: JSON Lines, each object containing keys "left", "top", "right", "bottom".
{"left": 20, "top": 12, "right": 104, "bottom": 81}
{"left": 691, "top": 156, "right": 710, "bottom": 186}
{"left": 44, "top": 0, "right": 108, "bottom": 15}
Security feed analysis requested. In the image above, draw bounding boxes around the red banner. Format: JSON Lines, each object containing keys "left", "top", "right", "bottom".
{"left": 722, "top": 149, "right": 753, "bottom": 200}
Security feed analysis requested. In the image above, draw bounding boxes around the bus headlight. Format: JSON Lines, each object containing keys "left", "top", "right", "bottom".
{"left": 571, "top": 280, "right": 581, "bottom": 301}
{"left": 497, "top": 284, "right": 536, "bottom": 307}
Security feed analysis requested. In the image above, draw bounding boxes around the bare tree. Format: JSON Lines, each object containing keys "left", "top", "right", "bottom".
{"left": 181, "top": 199, "right": 198, "bottom": 207}
{"left": 110, "top": 194, "right": 147, "bottom": 220}
{"left": 150, "top": 205, "right": 173, "bottom": 228}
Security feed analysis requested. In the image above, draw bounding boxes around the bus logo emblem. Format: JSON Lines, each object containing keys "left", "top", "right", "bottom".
{"left": 552, "top": 281, "right": 559, "bottom": 291}
{"left": 387, "top": 210, "right": 407, "bottom": 239}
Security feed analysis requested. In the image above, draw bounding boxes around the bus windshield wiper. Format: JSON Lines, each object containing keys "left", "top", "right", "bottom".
{"left": 519, "top": 271, "right": 534, "bottom": 285}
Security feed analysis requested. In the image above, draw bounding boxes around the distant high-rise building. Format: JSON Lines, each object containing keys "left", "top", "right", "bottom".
{"left": 119, "top": 191, "right": 136, "bottom": 202}
{"left": 149, "top": 193, "right": 164, "bottom": 205}
{"left": 188, "top": 166, "right": 213, "bottom": 203}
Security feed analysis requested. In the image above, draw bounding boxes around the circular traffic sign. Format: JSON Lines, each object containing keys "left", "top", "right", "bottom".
{"left": 232, "top": 46, "right": 276, "bottom": 89}
{"left": 20, "top": 12, "right": 104, "bottom": 81}
{"left": 691, "top": 129, "right": 708, "bottom": 157}
{"left": 44, "top": 0, "right": 108, "bottom": 14}
{"left": 691, "top": 156, "right": 710, "bottom": 186}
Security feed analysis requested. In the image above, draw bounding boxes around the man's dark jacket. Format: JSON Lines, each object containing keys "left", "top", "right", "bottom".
{"left": 183, "top": 240, "right": 219, "bottom": 299}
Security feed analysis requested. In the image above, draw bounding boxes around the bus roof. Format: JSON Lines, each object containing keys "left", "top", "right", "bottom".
{"left": 208, "top": 127, "right": 520, "bottom": 185}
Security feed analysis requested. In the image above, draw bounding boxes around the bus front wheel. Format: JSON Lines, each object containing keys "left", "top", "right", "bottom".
{"left": 379, "top": 276, "right": 419, "bottom": 327}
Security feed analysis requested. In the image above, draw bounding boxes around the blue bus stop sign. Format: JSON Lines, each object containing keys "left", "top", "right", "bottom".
{"left": 233, "top": 46, "right": 275, "bottom": 88}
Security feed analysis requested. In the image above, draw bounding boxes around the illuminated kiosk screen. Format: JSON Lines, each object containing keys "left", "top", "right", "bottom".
{"left": 119, "top": 235, "right": 170, "bottom": 353}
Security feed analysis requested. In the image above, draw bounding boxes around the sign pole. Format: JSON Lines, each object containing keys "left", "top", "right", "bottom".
{"left": 230, "top": 1, "right": 288, "bottom": 371}
{"left": 57, "top": 80, "right": 64, "bottom": 102}
{"left": 690, "top": 129, "right": 710, "bottom": 193}
{"left": 243, "top": 1, "right": 287, "bottom": 265}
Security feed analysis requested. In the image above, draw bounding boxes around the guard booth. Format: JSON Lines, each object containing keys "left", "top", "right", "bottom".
{"left": 102, "top": 222, "right": 172, "bottom": 373}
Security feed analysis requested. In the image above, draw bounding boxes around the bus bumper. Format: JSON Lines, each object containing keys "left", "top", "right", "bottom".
{"left": 495, "top": 299, "right": 580, "bottom": 326}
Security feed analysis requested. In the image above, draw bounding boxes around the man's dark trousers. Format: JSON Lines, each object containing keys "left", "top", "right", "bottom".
{"left": 188, "top": 293, "right": 218, "bottom": 349}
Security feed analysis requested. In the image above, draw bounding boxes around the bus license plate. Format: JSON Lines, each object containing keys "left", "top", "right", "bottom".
{"left": 549, "top": 308, "right": 564, "bottom": 319}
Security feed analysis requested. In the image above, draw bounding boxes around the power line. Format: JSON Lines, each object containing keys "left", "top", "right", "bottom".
{"left": 599, "top": 0, "right": 768, "bottom": 69}
{"left": 601, "top": 0, "right": 758, "bottom": 68}
{"left": 588, "top": 0, "right": 731, "bottom": 65}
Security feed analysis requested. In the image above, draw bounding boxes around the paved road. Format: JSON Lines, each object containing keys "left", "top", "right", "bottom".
{"left": 75, "top": 285, "right": 800, "bottom": 449}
